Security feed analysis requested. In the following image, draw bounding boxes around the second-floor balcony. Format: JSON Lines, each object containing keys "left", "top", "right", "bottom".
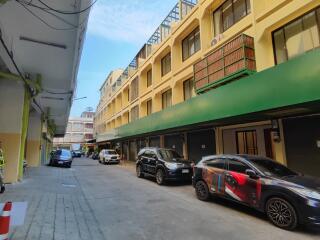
{"left": 194, "top": 34, "right": 256, "bottom": 94}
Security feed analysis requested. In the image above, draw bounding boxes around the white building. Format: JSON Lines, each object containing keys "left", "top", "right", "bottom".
{"left": 53, "top": 111, "right": 94, "bottom": 149}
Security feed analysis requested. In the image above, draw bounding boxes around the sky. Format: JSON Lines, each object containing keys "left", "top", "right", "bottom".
{"left": 71, "top": 0, "right": 177, "bottom": 116}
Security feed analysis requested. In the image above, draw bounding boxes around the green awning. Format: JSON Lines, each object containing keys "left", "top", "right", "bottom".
{"left": 104, "top": 49, "right": 320, "bottom": 141}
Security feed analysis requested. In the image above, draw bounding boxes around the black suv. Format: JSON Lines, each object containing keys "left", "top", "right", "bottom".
{"left": 136, "top": 147, "right": 192, "bottom": 185}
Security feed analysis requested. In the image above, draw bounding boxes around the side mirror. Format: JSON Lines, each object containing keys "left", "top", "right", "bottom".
{"left": 246, "top": 169, "right": 259, "bottom": 179}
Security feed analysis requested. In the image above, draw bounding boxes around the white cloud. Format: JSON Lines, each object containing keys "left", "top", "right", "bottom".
{"left": 87, "top": 0, "right": 177, "bottom": 45}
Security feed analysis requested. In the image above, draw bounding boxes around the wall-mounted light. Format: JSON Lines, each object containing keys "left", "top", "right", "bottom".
{"left": 20, "top": 36, "right": 67, "bottom": 49}
{"left": 271, "top": 119, "right": 281, "bottom": 143}
{"left": 41, "top": 96, "right": 64, "bottom": 101}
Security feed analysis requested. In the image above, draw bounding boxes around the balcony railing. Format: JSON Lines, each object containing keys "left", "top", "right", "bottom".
{"left": 194, "top": 34, "right": 256, "bottom": 94}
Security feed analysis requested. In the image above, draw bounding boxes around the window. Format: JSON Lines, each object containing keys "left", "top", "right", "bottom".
{"left": 130, "top": 77, "right": 139, "bottom": 102}
{"left": 127, "top": 88, "right": 130, "bottom": 102}
{"left": 162, "top": 89, "right": 172, "bottom": 109}
{"left": 72, "top": 122, "right": 83, "bottom": 131}
{"left": 183, "top": 78, "right": 193, "bottom": 101}
{"left": 228, "top": 159, "right": 251, "bottom": 174}
{"left": 161, "top": 52, "right": 171, "bottom": 76}
{"left": 205, "top": 158, "right": 226, "bottom": 169}
{"left": 236, "top": 130, "right": 258, "bottom": 155}
{"left": 273, "top": 8, "right": 320, "bottom": 64}
{"left": 146, "top": 100, "right": 152, "bottom": 116}
{"left": 85, "top": 134, "right": 93, "bottom": 139}
{"left": 213, "top": 0, "right": 251, "bottom": 36}
{"left": 85, "top": 123, "right": 93, "bottom": 129}
{"left": 147, "top": 69, "right": 152, "bottom": 87}
{"left": 130, "top": 105, "right": 139, "bottom": 122}
{"left": 182, "top": 27, "right": 201, "bottom": 61}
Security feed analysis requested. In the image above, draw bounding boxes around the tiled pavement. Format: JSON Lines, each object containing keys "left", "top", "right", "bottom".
{"left": 0, "top": 158, "right": 319, "bottom": 240}
{"left": 0, "top": 162, "right": 105, "bottom": 240}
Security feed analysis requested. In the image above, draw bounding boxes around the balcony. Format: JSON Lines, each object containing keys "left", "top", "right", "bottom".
{"left": 194, "top": 34, "right": 256, "bottom": 94}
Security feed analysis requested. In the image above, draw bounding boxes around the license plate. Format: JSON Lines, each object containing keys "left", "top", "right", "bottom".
{"left": 182, "top": 169, "right": 189, "bottom": 173}
{"left": 58, "top": 161, "right": 64, "bottom": 164}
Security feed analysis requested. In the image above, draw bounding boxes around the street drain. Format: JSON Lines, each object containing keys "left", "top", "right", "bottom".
{"left": 62, "top": 183, "right": 76, "bottom": 188}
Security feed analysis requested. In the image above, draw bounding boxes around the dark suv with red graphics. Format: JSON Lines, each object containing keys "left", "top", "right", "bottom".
{"left": 136, "top": 147, "right": 193, "bottom": 185}
{"left": 192, "top": 154, "right": 320, "bottom": 230}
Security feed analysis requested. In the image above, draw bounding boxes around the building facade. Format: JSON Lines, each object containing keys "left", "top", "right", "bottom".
{"left": 94, "top": 0, "right": 320, "bottom": 177}
{"left": 53, "top": 111, "right": 95, "bottom": 149}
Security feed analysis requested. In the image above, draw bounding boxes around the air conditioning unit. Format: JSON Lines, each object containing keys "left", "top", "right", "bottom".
{"left": 211, "top": 34, "right": 223, "bottom": 46}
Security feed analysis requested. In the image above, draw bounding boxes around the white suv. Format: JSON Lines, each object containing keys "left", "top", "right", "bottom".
{"left": 99, "top": 149, "right": 120, "bottom": 164}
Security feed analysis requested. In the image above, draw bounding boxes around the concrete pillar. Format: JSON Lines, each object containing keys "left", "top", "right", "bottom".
{"left": 26, "top": 111, "right": 42, "bottom": 167}
{"left": 0, "top": 78, "right": 28, "bottom": 183}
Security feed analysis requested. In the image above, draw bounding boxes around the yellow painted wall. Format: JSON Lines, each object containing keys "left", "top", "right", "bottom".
{"left": 26, "top": 140, "right": 41, "bottom": 167}
{"left": 0, "top": 133, "right": 21, "bottom": 183}
{"left": 95, "top": 0, "right": 320, "bottom": 163}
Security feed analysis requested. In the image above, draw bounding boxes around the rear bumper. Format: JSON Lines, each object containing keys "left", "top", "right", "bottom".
{"left": 51, "top": 160, "right": 72, "bottom": 167}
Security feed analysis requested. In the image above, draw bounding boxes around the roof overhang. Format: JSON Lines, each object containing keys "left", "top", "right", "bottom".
{"left": 0, "top": 0, "right": 91, "bottom": 136}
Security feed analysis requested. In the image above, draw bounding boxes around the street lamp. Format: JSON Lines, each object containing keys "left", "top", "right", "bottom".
{"left": 73, "top": 96, "right": 87, "bottom": 101}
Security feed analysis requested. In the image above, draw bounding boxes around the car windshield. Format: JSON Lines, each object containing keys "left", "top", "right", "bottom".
{"left": 106, "top": 150, "right": 117, "bottom": 155}
{"left": 159, "top": 149, "right": 182, "bottom": 161}
{"left": 56, "top": 150, "right": 72, "bottom": 158}
{"left": 249, "top": 157, "right": 297, "bottom": 178}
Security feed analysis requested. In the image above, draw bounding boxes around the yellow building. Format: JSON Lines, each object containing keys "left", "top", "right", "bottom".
{"left": 95, "top": 0, "right": 320, "bottom": 177}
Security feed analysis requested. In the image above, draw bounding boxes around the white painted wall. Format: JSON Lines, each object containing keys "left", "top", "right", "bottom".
{"left": 0, "top": 78, "right": 24, "bottom": 134}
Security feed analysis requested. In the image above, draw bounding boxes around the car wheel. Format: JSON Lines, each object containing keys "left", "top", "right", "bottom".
{"left": 266, "top": 197, "right": 298, "bottom": 230}
{"left": 136, "top": 165, "right": 144, "bottom": 178}
{"left": 156, "top": 169, "right": 165, "bottom": 185}
{"left": 0, "top": 185, "right": 5, "bottom": 194}
{"left": 195, "top": 180, "right": 210, "bottom": 201}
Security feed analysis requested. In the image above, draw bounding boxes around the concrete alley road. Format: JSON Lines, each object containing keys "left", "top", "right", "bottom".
{"left": 1, "top": 158, "right": 319, "bottom": 240}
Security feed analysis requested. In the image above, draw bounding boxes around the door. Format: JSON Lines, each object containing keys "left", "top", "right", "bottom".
{"left": 148, "top": 150, "right": 158, "bottom": 175}
{"left": 140, "top": 150, "right": 150, "bottom": 173}
{"left": 225, "top": 158, "right": 261, "bottom": 207}
{"left": 283, "top": 116, "right": 320, "bottom": 177}
{"left": 149, "top": 136, "right": 160, "bottom": 147}
{"left": 264, "top": 129, "right": 275, "bottom": 159}
{"left": 164, "top": 134, "right": 183, "bottom": 156}
{"left": 129, "top": 141, "right": 137, "bottom": 161}
{"left": 187, "top": 129, "right": 216, "bottom": 163}
{"left": 202, "top": 158, "right": 227, "bottom": 196}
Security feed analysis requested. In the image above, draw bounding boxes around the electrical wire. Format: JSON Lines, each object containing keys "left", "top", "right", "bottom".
{"left": 17, "top": 0, "right": 79, "bottom": 28}
{"left": 0, "top": 28, "right": 45, "bottom": 114}
{"left": 37, "top": 0, "right": 98, "bottom": 15}
{"left": 0, "top": 29, "right": 29, "bottom": 88}
{"left": 16, "top": 1, "right": 83, "bottom": 30}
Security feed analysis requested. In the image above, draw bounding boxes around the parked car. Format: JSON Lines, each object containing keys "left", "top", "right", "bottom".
{"left": 192, "top": 154, "right": 320, "bottom": 230}
{"left": 99, "top": 149, "right": 120, "bottom": 164}
{"left": 49, "top": 149, "right": 73, "bottom": 168}
{"left": 136, "top": 147, "right": 193, "bottom": 185}
{"left": 72, "top": 150, "right": 82, "bottom": 158}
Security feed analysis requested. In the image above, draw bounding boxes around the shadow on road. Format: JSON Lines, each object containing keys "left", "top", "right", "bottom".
{"left": 207, "top": 196, "right": 320, "bottom": 236}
